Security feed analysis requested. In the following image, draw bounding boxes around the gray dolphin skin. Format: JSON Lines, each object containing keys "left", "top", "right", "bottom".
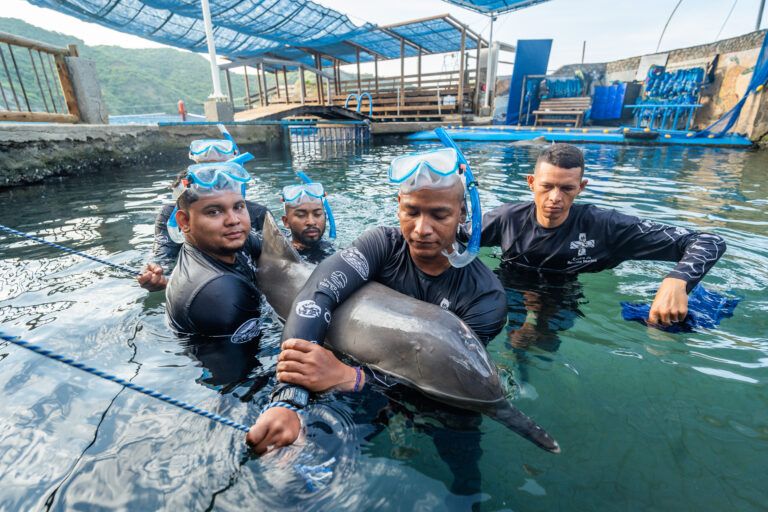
{"left": 511, "top": 135, "right": 549, "bottom": 147}
{"left": 257, "top": 214, "right": 560, "bottom": 453}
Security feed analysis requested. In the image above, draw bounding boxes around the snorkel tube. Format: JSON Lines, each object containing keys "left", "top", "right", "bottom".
{"left": 434, "top": 127, "right": 482, "bottom": 268}
{"left": 218, "top": 124, "right": 255, "bottom": 165}
{"left": 295, "top": 170, "right": 337, "bottom": 239}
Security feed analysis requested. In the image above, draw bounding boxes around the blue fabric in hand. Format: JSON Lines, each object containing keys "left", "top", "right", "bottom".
{"left": 621, "top": 284, "right": 740, "bottom": 333}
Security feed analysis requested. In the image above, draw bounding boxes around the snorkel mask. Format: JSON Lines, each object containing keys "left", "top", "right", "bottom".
{"left": 166, "top": 162, "right": 253, "bottom": 243}
{"left": 282, "top": 172, "right": 337, "bottom": 239}
{"left": 188, "top": 124, "right": 255, "bottom": 165}
{"left": 388, "top": 129, "right": 482, "bottom": 268}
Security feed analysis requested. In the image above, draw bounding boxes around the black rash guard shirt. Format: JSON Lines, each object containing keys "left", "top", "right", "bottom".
{"left": 165, "top": 236, "right": 262, "bottom": 336}
{"left": 152, "top": 201, "right": 268, "bottom": 268}
{"left": 482, "top": 202, "right": 726, "bottom": 292}
{"left": 283, "top": 226, "right": 507, "bottom": 346}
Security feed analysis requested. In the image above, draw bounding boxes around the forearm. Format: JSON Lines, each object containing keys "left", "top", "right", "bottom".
{"left": 667, "top": 233, "right": 726, "bottom": 292}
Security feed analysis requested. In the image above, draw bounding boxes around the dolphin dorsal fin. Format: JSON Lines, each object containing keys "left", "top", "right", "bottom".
{"left": 261, "top": 212, "right": 302, "bottom": 263}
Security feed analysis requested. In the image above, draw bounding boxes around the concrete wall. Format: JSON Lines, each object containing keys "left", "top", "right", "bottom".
{"left": 602, "top": 30, "right": 767, "bottom": 138}
{"left": 65, "top": 57, "right": 109, "bottom": 124}
{"left": 0, "top": 123, "right": 283, "bottom": 188}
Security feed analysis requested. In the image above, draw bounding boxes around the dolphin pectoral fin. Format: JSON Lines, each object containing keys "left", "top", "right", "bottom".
{"left": 490, "top": 401, "right": 560, "bottom": 454}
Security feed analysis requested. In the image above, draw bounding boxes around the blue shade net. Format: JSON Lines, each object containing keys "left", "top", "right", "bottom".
{"left": 696, "top": 32, "right": 768, "bottom": 138}
{"left": 30, "top": 1, "right": 481, "bottom": 65}
{"left": 621, "top": 285, "right": 740, "bottom": 333}
{"left": 439, "top": 0, "right": 552, "bottom": 14}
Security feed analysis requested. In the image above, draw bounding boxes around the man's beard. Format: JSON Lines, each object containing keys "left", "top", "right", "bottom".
{"left": 295, "top": 227, "right": 324, "bottom": 247}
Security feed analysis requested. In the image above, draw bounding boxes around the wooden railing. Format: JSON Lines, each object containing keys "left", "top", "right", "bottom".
{"left": 0, "top": 31, "right": 80, "bottom": 123}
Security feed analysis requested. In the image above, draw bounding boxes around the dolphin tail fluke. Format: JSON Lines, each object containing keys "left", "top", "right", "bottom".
{"left": 491, "top": 402, "right": 561, "bottom": 454}
{"left": 262, "top": 212, "right": 301, "bottom": 264}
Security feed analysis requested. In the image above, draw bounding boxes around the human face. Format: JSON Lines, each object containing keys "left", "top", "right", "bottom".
{"left": 282, "top": 202, "right": 326, "bottom": 249}
{"left": 397, "top": 182, "right": 463, "bottom": 272}
{"left": 176, "top": 191, "right": 251, "bottom": 263}
{"left": 527, "top": 161, "right": 587, "bottom": 228}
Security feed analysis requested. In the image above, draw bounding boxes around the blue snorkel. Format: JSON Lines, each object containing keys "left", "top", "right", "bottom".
{"left": 434, "top": 127, "right": 482, "bottom": 268}
{"left": 295, "top": 170, "right": 337, "bottom": 239}
{"left": 217, "top": 124, "right": 254, "bottom": 165}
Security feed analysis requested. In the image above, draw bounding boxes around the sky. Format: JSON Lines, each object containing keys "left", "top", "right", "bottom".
{"left": 3, "top": 0, "right": 766, "bottom": 77}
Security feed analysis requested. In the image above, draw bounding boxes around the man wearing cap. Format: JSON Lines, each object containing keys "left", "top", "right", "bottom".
{"left": 246, "top": 148, "right": 506, "bottom": 495}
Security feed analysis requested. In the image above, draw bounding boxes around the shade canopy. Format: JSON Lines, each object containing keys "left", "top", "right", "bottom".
{"left": 439, "top": 0, "right": 551, "bottom": 15}
{"left": 30, "top": 1, "right": 486, "bottom": 67}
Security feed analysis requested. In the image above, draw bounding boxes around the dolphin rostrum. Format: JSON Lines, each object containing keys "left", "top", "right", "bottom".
{"left": 257, "top": 214, "right": 560, "bottom": 453}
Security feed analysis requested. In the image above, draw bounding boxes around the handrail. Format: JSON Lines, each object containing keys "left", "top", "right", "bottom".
{"left": 343, "top": 92, "right": 374, "bottom": 116}
{"left": 0, "top": 31, "right": 80, "bottom": 123}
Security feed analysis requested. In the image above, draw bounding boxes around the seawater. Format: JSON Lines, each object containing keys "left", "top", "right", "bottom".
{"left": 0, "top": 141, "right": 766, "bottom": 511}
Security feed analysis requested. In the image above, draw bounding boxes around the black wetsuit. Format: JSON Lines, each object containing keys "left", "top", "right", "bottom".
{"left": 283, "top": 226, "right": 507, "bottom": 345}
{"left": 165, "top": 236, "right": 262, "bottom": 337}
{"left": 151, "top": 201, "right": 268, "bottom": 269}
{"left": 281, "top": 226, "right": 506, "bottom": 497}
{"left": 286, "top": 236, "right": 336, "bottom": 265}
{"left": 482, "top": 202, "right": 726, "bottom": 292}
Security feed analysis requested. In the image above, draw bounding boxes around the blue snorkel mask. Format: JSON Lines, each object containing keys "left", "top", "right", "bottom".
{"left": 283, "top": 172, "right": 337, "bottom": 239}
{"left": 188, "top": 124, "right": 254, "bottom": 165}
{"left": 166, "top": 162, "right": 253, "bottom": 243}
{"left": 388, "top": 128, "right": 482, "bottom": 268}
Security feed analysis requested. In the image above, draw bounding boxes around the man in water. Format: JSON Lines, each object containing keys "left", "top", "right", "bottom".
{"left": 246, "top": 148, "right": 506, "bottom": 494}
{"left": 161, "top": 161, "right": 263, "bottom": 338}
{"left": 138, "top": 179, "right": 335, "bottom": 291}
{"left": 279, "top": 182, "right": 335, "bottom": 264}
{"left": 481, "top": 143, "right": 726, "bottom": 334}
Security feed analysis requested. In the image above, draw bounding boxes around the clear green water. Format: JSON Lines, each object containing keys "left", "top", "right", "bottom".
{"left": 0, "top": 141, "right": 766, "bottom": 511}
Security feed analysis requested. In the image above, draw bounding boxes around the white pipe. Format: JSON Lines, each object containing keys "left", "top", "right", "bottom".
{"left": 483, "top": 13, "right": 495, "bottom": 109}
{"left": 201, "top": 0, "right": 224, "bottom": 99}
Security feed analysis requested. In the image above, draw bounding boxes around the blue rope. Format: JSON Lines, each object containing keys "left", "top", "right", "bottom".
{"left": 0, "top": 332, "right": 250, "bottom": 433}
{"left": 0, "top": 224, "right": 140, "bottom": 277}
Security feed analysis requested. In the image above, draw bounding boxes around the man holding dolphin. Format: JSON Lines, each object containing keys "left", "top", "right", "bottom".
{"left": 246, "top": 147, "right": 507, "bottom": 457}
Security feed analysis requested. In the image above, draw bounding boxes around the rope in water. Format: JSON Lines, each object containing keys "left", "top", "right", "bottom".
{"left": 0, "top": 332, "right": 250, "bottom": 433}
{"left": 0, "top": 224, "right": 140, "bottom": 277}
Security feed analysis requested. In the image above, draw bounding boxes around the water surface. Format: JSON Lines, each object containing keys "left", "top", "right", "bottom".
{"left": 1, "top": 140, "right": 766, "bottom": 511}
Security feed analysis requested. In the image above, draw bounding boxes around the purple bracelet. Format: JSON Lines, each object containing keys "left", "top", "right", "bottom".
{"left": 353, "top": 366, "right": 362, "bottom": 392}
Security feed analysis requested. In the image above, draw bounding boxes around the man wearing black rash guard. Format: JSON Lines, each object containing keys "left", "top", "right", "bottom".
{"left": 279, "top": 184, "right": 335, "bottom": 265}
{"left": 482, "top": 143, "right": 726, "bottom": 328}
{"left": 245, "top": 154, "right": 506, "bottom": 475}
{"left": 161, "top": 163, "right": 264, "bottom": 338}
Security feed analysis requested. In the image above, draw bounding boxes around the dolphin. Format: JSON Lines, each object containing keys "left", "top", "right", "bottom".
{"left": 511, "top": 135, "right": 549, "bottom": 147}
{"left": 257, "top": 214, "right": 560, "bottom": 453}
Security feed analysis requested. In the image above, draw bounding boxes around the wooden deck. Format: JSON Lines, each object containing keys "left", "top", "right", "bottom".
{"left": 234, "top": 103, "right": 369, "bottom": 122}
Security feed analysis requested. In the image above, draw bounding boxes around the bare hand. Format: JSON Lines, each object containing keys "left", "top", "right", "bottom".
{"left": 137, "top": 263, "right": 168, "bottom": 292}
{"left": 277, "top": 338, "right": 362, "bottom": 393}
{"left": 245, "top": 406, "right": 301, "bottom": 454}
{"left": 648, "top": 277, "right": 689, "bottom": 326}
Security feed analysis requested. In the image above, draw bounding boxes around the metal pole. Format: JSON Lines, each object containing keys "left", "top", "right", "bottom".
{"left": 201, "top": 0, "right": 224, "bottom": 98}
{"left": 356, "top": 47, "right": 361, "bottom": 94}
{"left": 758, "top": 0, "right": 766, "bottom": 30}
{"left": 581, "top": 40, "right": 586, "bottom": 64}
{"left": 243, "top": 65, "right": 251, "bottom": 108}
{"left": 400, "top": 38, "right": 405, "bottom": 108}
{"left": 458, "top": 27, "right": 466, "bottom": 116}
{"left": 483, "top": 14, "right": 495, "bottom": 108}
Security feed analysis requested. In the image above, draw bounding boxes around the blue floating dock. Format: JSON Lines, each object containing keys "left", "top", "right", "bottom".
{"left": 406, "top": 126, "right": 754, "bottom": 148}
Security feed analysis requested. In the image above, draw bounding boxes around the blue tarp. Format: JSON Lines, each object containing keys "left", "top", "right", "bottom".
{"left": 30, "top": 1, "right": 481, "bottom": 64}
{"left": 440, "top": 0, "right": 552, "bottom": 14}
{"left": 505, "top": 39, "right": 552, "bottom": 125}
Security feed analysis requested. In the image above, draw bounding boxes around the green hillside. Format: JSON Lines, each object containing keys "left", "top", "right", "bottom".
{"left": 0, "top": 17, "right": 247, "bottom": 115}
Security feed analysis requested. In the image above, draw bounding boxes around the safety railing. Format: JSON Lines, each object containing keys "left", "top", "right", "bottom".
{"left": 343, "top": 92, "right": 374, "bottom": 117}
{"left": 0, "top": 31, "right": 80, "bottom": 123}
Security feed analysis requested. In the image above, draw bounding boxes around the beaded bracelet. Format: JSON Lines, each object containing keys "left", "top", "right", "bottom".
{"left": 353, "top": 366, "right": 363, "bottom": 392}
{"left": 262, "top": 401, "right": 304, "bottom": 414}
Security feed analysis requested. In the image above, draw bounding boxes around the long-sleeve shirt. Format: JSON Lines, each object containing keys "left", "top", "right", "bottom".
{"left": 481, "top": 202, "right": 726, "bottom": 292}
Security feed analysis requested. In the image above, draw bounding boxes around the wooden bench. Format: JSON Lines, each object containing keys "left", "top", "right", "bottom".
{"left": 533, "top": 96, "right": 592, "bottom": 127}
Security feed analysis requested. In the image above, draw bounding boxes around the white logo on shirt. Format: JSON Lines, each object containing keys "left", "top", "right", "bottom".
{"left": 440, "top": 298, "right": 451, "bottom": 310}
{"left": 231, "top": 317, "right": 262, "bottom": 344}
{"left": 569, "top": 233, "right": 595, "bottom": 256}
{"left": 340, "top": 247, "right": 369, "bottom": 279}
{"left": 296, "top": 300, "right": 322, "bottom": 319}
